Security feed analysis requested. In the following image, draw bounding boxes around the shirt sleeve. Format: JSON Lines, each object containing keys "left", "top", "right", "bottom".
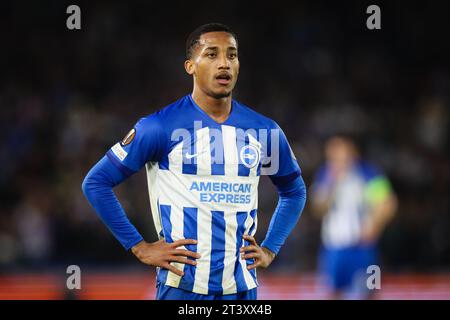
{"left": 261, "top": 174, "right": 307, "bottom": 255}
{"left": 266, "top": 122, "right": 301, "bottom": 187}
{"left": 106, "top": 114, "right": 168, "bottom": 174}
{"left": 81, "top": 155, "right": 144, "bottom": 250}
{"left": 260, "top": 123, "right": 306, "bottom": 255}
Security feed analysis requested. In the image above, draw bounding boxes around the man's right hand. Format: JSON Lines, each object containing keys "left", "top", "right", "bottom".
{"left": 131, "top": 239, "right": 201, "bottom": 276}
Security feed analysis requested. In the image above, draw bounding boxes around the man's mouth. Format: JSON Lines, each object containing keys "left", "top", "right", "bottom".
{"left": 215, "top": 72, "right": 232, "bottom": 85}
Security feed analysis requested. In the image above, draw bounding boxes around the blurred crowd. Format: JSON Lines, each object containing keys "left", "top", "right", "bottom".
{"left": 0, "top": 1, "right": 449, "bottom": 273}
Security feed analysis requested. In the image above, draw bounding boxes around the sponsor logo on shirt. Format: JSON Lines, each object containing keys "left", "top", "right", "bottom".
{"left": 189, "top": 181, "right": 252, "bottom": 204}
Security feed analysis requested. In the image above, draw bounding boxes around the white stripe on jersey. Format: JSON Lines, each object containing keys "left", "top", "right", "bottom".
{"left": 321, "top": 172, "right": 365, "bottom": 248}
{"left": 145, "top": 162, "right": 162, "bottom": 238}
{"left": 192, "top": 127, "right": 213, "bottom": 294}
{"left": 222, "top": 125, "right": 238, "bottom": 176}
{"left": 165, "top": 205, "right": 185, "bottom": 288}
{"left": 196, "top": 127, "right": 211, "bottom": 176}
{"left": 222, "top": 210, "right": 238, "bottom": 294}
{"left": 168, "top": 138, "right": 183, "bottom": 174}
{"left": 193, "top": 208, "right": 212, "bottom": 294}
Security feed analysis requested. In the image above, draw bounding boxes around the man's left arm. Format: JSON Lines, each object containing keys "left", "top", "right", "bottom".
{"left": 241, "top": 124, "right": 307, "bottom": 269}
{"left": 241, "top": 174, "right": 307, "bottom": 269}
{"left": 361, "top": 176, "right": 398, "bottom": 244}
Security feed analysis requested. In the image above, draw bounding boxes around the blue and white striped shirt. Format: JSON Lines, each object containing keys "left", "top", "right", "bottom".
{"left": 106, "top": 95, "right": 301, "bottom": 295}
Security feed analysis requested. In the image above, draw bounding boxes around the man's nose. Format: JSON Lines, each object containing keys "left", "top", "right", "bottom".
{"left": 218, "top": 54, "right": 231, "bottom": 69}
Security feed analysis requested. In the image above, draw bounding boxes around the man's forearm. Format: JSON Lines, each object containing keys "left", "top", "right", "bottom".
{"left": 261, "top": 175, "right": 307, "bottom": 255}
{"left": 364, "top": 193, "right": 398, "bottom": 236}
{"left": 82, "top": 156, "right": 144, "bottom": 250}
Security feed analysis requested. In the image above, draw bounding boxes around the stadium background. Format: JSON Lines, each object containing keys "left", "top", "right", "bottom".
{"left": 0, "top": 0, "right": 449, "bottom": 299}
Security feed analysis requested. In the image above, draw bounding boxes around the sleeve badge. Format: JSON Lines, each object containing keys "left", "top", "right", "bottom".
{"left": 121, "top": 128, "right": 136, "bottom": 146}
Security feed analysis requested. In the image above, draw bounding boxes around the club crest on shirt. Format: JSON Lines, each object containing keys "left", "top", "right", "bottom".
{"left": 240, "top": 144, "right": 260, "bottom": 169}
{"left": 121, "top": 128, "right": 136, "bottom": 146}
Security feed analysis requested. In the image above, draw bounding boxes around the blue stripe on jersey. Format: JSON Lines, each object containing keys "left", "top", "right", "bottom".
{"left": 208, "top": 210, "right": 226, "bottom": 294}
{"left": 248, "top": 209, "right": 257, "bottom": 235}
{"left": 160, "top": 204, "right": 173, "bottom": 242}
{"left": 245, "top": 209, "right": 257, "bottom": 275}
{"left": 210, "top": 129, "right": 225, "bottom": 176}
{"left": 182, "top": 132, "right": 197, "bottom": 175}
{"left": 158, "top": 154, "right": 169, "bottom": 170}
{"left": 158, "top": 204, "right": 172, "bottom": 285}
{"left": 234, "top": 210, "right": 249, "bottom": 292}
{"left": 256, "top": 156, "right": 262, "bottom": 176}
{"left": 179, "top": 207, "right": 198, "bottom": 291}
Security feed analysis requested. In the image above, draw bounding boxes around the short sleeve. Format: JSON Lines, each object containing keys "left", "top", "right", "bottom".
{"left": 106, "top": 114, "right": 167, "bottom": 175}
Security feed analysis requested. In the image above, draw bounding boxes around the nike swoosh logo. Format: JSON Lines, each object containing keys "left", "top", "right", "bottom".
{"left": 185, "top": 153, "right": 198, "bottom": 159}
{"left": 185, "top": 150, "right": 207, "bottom": 159}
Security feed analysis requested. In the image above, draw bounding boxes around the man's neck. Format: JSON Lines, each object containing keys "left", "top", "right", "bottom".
{"left": 191, "top": 87, "right": 232, "bottom": 123}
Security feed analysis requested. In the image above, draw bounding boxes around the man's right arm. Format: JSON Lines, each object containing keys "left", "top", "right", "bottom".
{"left": 81, "top": 115, "right": 199, "bottom": 274}
{"left": 81, "top": 156, "right": 200, "bottom": 275}
{"left": 81, "top": 115, "right": 162, "bottom": 248}
{"left": 82, "top": 155, "right": 144, "bottom": 250}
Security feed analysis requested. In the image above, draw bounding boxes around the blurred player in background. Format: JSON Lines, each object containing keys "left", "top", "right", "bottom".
{"left": 82, "top": 23, "right": 307, "bottom": 300}
{"left": 311, "top": 135, "right": 397, "bottom": 299}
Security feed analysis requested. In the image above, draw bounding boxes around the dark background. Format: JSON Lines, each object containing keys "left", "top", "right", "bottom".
{"left": 0, "top": 0, "right": 449, "bottom": 276}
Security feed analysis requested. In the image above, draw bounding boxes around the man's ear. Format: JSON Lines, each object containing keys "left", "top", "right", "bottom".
{"left": 184, "top": 59, "right": 194, "bottom": 75}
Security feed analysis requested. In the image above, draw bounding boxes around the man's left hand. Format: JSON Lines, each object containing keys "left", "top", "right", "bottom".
{"left": 240, "top": 235, "right": 276, "bottom": 270}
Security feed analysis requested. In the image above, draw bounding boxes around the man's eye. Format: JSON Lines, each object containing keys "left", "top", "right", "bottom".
{"left": 229, "top": 53, "right": 237, "bottom": 59}
{"left": 207, "top": 53, "right": 216, "bottom": 58}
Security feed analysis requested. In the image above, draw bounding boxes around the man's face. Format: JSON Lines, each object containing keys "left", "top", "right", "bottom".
{"left": 325, "top": 137, "right": 357, "bottom": 174}
{"left": 185, "top": 31, "right": 239, "bottom": 99}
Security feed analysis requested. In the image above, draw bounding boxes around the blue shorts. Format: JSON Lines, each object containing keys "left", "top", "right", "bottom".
{"left": 156, "top": 282, "right": 257, "bottom": 300}
{"left": 319, "top": 244, "right": 378, "bottom": 292}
